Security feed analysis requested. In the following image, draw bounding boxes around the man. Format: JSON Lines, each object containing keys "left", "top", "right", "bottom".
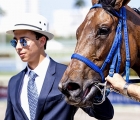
{"left": 106, "top": 73, "right": 140, "bottom": 101}
{"left": 5, "top": 13, "right": 114, "bottom": 120}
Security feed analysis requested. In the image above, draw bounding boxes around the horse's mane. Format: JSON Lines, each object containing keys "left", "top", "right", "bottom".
{"left": 133, "top": 8, "right": 140, "bottom": 15}
{"left": 99, "top": 0, "right": 116, "bottom": 12}
{"left": 99, "top": 0, "right": 140, "bottom": 17}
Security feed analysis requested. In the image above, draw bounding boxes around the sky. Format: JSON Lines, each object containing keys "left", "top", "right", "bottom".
{"left": 0, "top": 0, "right": 139, "bottom": 31}
{"left": 39, "top": 0, "right": 140, "bottom": 25}
{"left": 0, "top": 0, "right": 139, "bottom": 18}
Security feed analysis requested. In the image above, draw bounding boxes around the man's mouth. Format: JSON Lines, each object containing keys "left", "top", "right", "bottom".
{"left": 19, "top": 53, "right": 25, "bottom": 57}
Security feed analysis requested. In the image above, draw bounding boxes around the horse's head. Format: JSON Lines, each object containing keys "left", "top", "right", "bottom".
{"left": 59, "top": 0, "right": 139, "bottom": 107}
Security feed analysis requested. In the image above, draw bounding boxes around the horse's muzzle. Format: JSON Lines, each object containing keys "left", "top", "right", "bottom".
{"left": 58, "top": 80, "right": 101, "bottom": 107}
{"left": 58, "top": 81, "right": 81, "bottom": 99}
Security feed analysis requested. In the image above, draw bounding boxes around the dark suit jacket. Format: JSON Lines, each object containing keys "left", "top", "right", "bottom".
{"left": 5, "top": 58, "right": 114, "bottom": 120}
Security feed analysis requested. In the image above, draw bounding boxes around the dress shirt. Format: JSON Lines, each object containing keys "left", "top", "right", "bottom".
{"left": 20, "top": 54, "right": 50, "bottom": 119}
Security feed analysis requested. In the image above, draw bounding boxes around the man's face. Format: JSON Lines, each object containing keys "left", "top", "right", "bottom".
{"left": 13, "top": 30, "right": 41, "bottom": 63}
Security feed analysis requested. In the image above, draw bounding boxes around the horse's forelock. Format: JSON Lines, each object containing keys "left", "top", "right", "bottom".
{"left": 99, "top": 0, "right": 116, "bottom": 7}
{"left": 98, "top": 0, "right": 119, "bottom": 17}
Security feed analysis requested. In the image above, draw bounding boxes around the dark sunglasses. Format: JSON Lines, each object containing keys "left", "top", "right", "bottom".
{"left": 10, "top": 38, "right": 27, "bottom": 48}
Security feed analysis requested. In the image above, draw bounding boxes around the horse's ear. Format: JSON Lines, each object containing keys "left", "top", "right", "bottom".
{"left": 91, "top": 0, "right": 99, "bottom": 5}
{"left": 122, "top": 0, "right": 131, "bottom": 6}
{"left": 114, "top": 0, "right": 131, "bottom": 10}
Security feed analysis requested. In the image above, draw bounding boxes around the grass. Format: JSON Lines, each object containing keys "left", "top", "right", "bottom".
{"left": 0, "top": 72, "right": 18, "bottom": 76}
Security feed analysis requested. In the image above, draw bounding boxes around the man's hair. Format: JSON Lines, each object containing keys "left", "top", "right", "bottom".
{"left": 33, "top": 31, "right": 49, "bottom": 50}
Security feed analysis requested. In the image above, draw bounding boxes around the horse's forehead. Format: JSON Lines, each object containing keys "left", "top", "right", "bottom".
{"left": 87, "top": 10, "right": 96, "bottom": 20}
{"left": 87, "top": 9, "right": 111, "bottom": 23}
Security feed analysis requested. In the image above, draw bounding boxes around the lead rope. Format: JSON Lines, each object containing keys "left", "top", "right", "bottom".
{"left": 100, "top": 6, "right": 140, "bottom": 103}
{"left": 107, "top": 7, "right": 140, "bottom": 102}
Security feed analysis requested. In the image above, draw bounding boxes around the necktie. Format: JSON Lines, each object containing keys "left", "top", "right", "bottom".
{"left": 27, "top": 71, "right": 38, "bottom": 120}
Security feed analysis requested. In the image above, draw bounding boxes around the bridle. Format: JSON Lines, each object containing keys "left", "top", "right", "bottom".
{"left": 71, "top": 4, "right": 140, "bottom": 104}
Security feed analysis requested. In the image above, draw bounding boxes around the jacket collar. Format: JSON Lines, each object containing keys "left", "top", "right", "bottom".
{"left": 16, "top": 67, "right": 29, "bottom": 119}
{"left": 35, "top": 58, "right": 56, "bottom": 119}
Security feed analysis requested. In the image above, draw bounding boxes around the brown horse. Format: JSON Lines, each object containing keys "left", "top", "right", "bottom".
{"left": 59, "top": 0, "right": 140, "bottom": 107}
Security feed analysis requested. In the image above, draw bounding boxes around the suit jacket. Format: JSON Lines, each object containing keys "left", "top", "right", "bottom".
{"left": 5, "top": 58, "right": 114, "bottom": 120}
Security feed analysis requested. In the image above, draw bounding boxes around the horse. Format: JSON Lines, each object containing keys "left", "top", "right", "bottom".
{"left": 58, "top": 0, "right": 140, "bottom": 108}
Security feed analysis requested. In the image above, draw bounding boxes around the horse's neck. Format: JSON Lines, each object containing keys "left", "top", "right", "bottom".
{"left": 125, "top": 6, "right": 140, "bottom": 76}
{"left": 126, "top": 6, "right": 140, "bottom": 51}
{"left": 126, "top": 6, "right": 140, "bottom": 29}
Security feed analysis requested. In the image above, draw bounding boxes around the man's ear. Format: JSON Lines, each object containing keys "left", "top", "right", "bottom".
{"left": 39, "top": 36, "right": 46, "bottom": 48}
{"left": 114, "top": 0, "right": 130, "bottom": 10}
{"left": 91, "top": 0, "right": 99, "bottom": 5}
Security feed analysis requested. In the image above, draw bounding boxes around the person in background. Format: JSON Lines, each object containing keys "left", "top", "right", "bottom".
{"left": 106, "top": 73, "right": 140, "bottom": 101}
{"left": 5, "top": 13, "right": 114, "bottom": 120}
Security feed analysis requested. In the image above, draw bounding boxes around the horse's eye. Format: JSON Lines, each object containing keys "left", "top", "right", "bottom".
{"left": 97, "top": 27, "right": 110, "bottom": 36}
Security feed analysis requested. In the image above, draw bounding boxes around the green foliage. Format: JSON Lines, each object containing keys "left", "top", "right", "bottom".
{"left": 0, "top": 7, "right": 6, "bottom": 16}
{"left": 54, "top": 35, "right": 76, "bottom": 41}
{"left": 0, "top": 33, "right": 13, "bottom": 43}
{"left": 74, "top": 0, "right": 86, "bottom": 8}
{"left": 6, "top": 34, "right": 13, "bottom": 43}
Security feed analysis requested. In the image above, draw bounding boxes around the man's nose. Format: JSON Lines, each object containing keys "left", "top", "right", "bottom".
{"left": 16, "top": 41, "right": 22, "bottom": 49}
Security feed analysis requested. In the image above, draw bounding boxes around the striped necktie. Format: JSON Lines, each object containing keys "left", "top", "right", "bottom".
{"left": 27, "top": 71, "right": 38, "bottom": 120}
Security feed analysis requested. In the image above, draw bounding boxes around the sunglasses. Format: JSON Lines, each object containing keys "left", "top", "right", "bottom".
{"left": 10, "top": 38, "right": 27, "bottom": 48}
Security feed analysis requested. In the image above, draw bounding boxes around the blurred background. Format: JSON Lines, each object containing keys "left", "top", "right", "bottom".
{"left": 0, "top": 0, "right": 140, "bottom": 119}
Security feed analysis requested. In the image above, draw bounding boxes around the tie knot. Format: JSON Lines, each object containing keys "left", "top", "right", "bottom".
{"left": 29, "top": 71, "right": 37, "bottom": 80}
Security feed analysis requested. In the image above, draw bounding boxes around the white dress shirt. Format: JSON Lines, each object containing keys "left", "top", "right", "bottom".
{"left": 20, "top": 54, "right": 50, "bottom": 119}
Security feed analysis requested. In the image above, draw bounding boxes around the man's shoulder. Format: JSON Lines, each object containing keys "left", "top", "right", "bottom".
{"left": 13, "top": 68, "right": 26, "bottom": 76}
{"left": 9, "top": 68, "right": 26, "bottom": 82}
{"left": 50, "top": 57, "right": 67, "bottom": 68}
{"left": 56, "top": 62, "right": 67, "bottom": 71}
{"left": 57, "top": 62, "right": 67, "bottom": 67}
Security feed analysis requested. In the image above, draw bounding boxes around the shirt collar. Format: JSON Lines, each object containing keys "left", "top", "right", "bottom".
{"left": 26, "top": 54, "right": 50, "bottom": 77}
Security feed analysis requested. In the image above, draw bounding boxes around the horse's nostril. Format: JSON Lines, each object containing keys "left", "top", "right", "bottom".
{"left": 67, "top": 83, "right": 80, "bottom": 91}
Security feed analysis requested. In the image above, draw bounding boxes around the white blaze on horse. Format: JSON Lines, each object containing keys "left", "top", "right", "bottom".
{"left": 59, "top": 0, "right": 140, "bottom": 107}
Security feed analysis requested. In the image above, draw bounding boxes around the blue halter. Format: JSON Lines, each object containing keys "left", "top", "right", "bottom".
{"left": 71, "top": 4, "right": 140, "bottom": 84}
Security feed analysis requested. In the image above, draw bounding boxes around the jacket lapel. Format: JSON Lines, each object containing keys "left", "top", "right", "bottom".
{"left": 15, "top": 68, "right": 29, "bottom": 120}
{"left": 35, "top": 58, "right": 56, "bottom": 119}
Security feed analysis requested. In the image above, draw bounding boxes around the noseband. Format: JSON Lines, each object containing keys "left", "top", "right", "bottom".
{"left": 71, "top": 4, "right": 140, "bottom": 104}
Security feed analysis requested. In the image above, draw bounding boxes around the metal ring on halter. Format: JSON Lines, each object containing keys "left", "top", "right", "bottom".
{"left": 92, "top": 82, "right": 108, "bottom": 105}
